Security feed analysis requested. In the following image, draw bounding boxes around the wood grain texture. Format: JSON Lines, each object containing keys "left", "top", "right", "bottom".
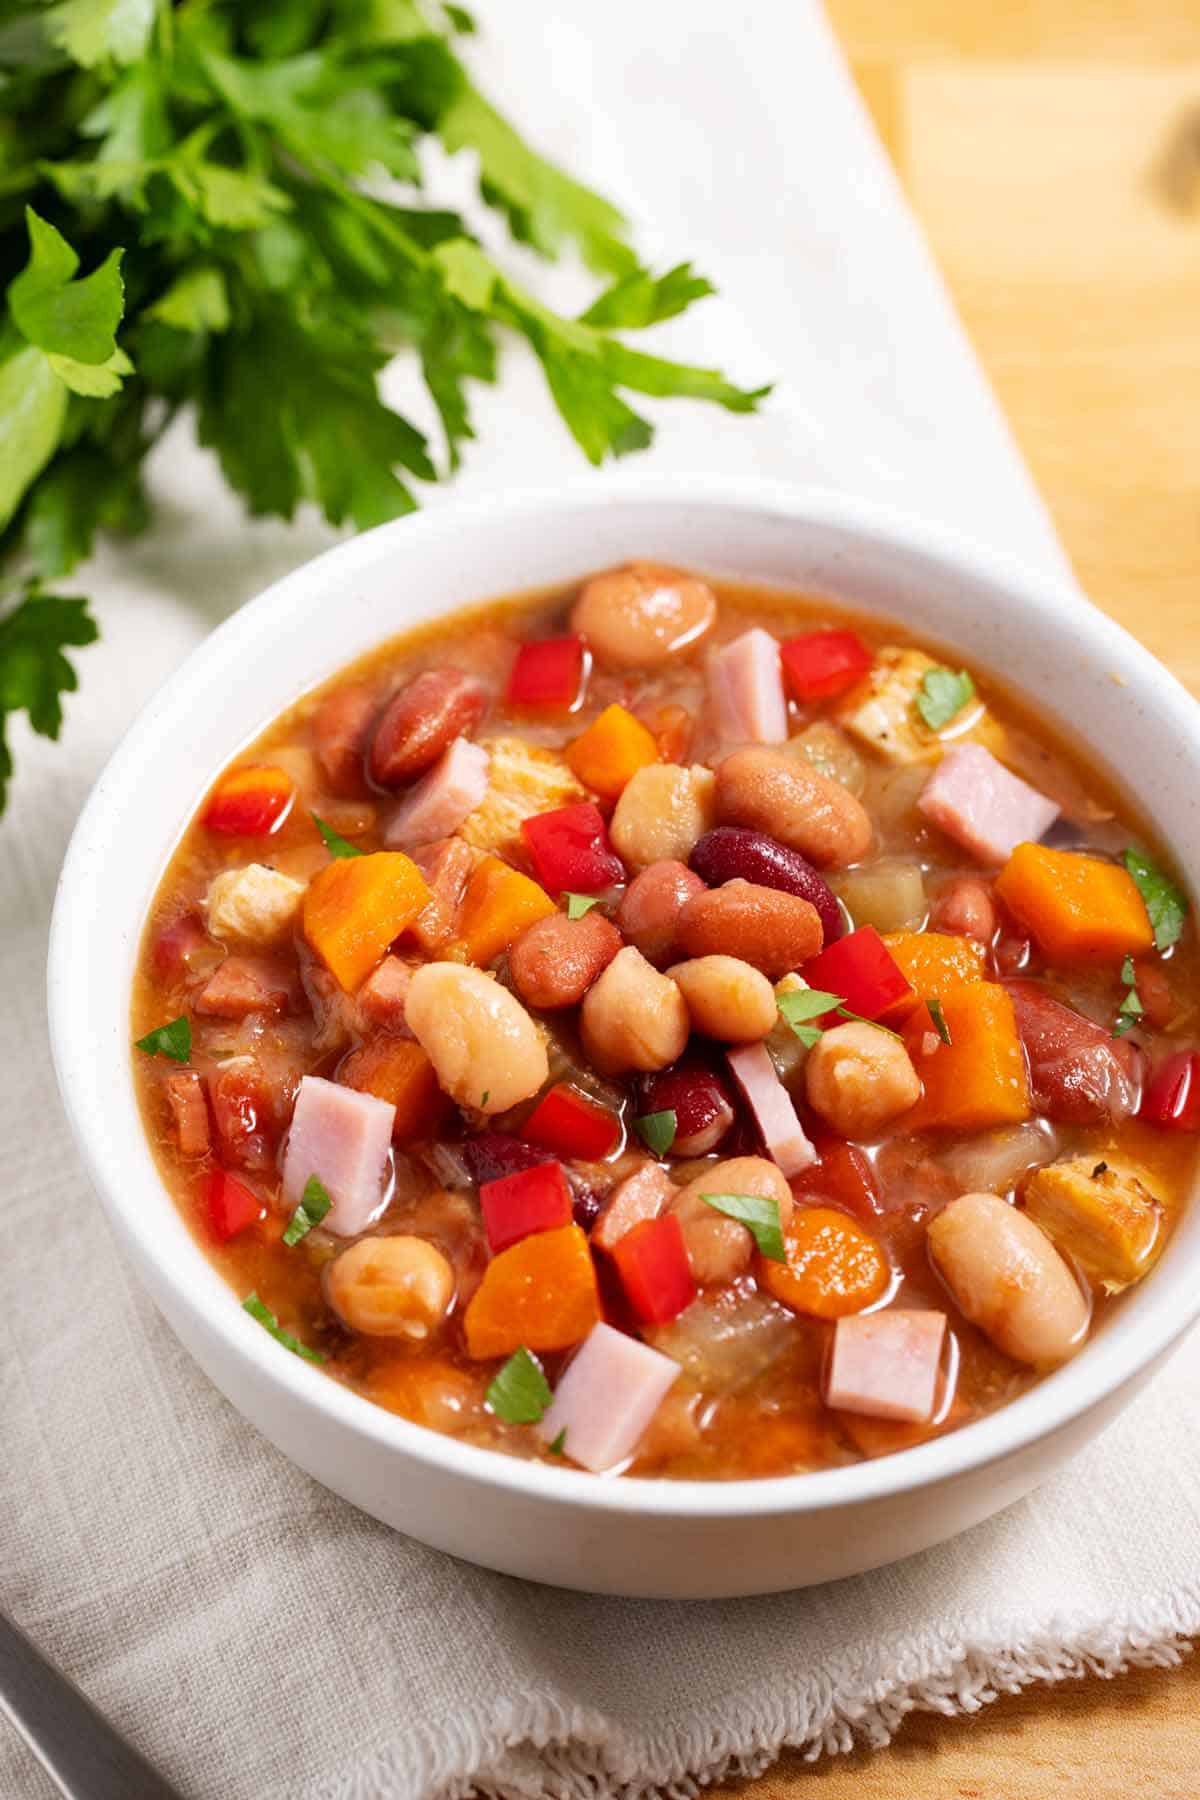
{"left": 712, "top": 2, "right": 1200, "bottom": 1790}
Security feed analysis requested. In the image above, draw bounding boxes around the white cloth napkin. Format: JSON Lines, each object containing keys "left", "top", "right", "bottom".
{"left": 3, "top": 5, "right": 1197, "bottom": 1797}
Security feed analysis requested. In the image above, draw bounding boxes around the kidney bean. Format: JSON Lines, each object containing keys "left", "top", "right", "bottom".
{"left": 461, "top": 1132, "right": 553, "bottom": 1185}
{"left": 930, "top": 876, "right": 996, "bottom": 943}
{"left": 616, "top": 860, "right": 707, "bottom": 967}
{"left": 1006, "top": 981, "right": 1139, "bottom": 1124}
{"left": 639, "top": 1062, "right": 735, "bottom": 1156}
{"left": 676, "top": 879, "right": 823, "bottom": 979}
{"left": 312, "top": 684, "right": 377, "bottom": 796}
{"left": 369, "top": 669, "right": 487, "bottom": 786}
{"left": 715, "top": 746, "right": 873, "bottom": 868}
{"left": 570, "top": 562, "right": 718, "bottom": 669}
{"left": 508, "top": 910, "right": 622, "bottom": 1010}
{"left": 689, "top": 826, "right": 843, "bottom": 943}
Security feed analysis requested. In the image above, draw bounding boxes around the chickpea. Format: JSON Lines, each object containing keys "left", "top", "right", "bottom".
{"left": 326, "top": 1234, "right": 455, "bottom": 1339}
{"left": 667, "top": 955, "right": 777, "bottom": 1043}
{"left": 672, "top": 1156, "right": 794, "bottom": 1284}
{"left": 928, "top": 1192, "right": 1089, "bottom": 1367}
{"left": 570, "top": 562, "right": 717, "bottom": 669}
{"left": 404, "top": 962, "right": 547, "bottom": 1113}
{"left": 615, "top": 860, "right": 706, "bottom": 966}
{"left": 804, "top": 1020, "right": 921, "bottom": 1138}
{"left": 716, "top": 746, "right": 873, "bottom": 869}
{"left": 610, "top": 764, "right": 715, "bottom": 868}
{"left": 579, "top": 946, "right": 689, "bottom": 1075}
{"left": 930, "top": 877, "right": 996, "bottom": 943}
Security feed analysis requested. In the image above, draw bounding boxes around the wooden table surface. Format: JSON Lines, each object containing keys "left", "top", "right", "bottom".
{"left": 716, "top": 3, "right": 1200, "bottom": 1792}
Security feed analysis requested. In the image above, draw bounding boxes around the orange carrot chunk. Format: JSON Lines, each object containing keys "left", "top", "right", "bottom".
{"left": 451, "top": 854, "right": 556, "bottom": 966}
{"left": 463, "top": 1224, "right": 601, "bottom": 1359}
{"left": 340, "top": 1038, "right": 451, "bottom": 1144}
{"left": 566, "top": 703, "right": 659, "bottom": 800}
{"left": 906, "top": 980, "right": 1031, "bottom": 1131}
{"left": 994, "top": 842, "right": 1154, "bottom": 963}
{"left": 758, "top": 1206, "right": 890, "bottom": 1320}
{"left": 303, "top": 852, "right": 430, "bottom": 991}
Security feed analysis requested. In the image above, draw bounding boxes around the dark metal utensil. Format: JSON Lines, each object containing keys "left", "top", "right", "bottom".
{"left": 0, "top": 1609, "right": 183, "bottom": 1799}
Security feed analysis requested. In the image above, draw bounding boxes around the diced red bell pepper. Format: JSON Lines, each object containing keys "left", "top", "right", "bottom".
{"left": 506, "top": 636, "right": 586, "bottom": 710}
{"left": 795, "top": 1140, "right": 882, "bottom": 1220}
{"left": 780, "top": 630, "right": 874, "bottom": 701}
{"left": 205, "top": 1169, "right": 263, "bottom": 1242}
{"left": 522, "top": 1083, "right": 621, "bottom": 1161}
{"left": 480, "top": 1161, "right": 573, "bottom": 1254}
{"left": 203, "top": 766, "right": 294, "bottom": 837}
{"left": 521, "top": 801, "right": 624, "bottom": 895}
{"left": 1140, "top": 1050, "right": 1200, "bottom": 1131}
{"left": 610, "top": 1213, "right": 695, "bottom": 1325}
{"left": 801, "top": 925, "right": 913, "bottom": 1023}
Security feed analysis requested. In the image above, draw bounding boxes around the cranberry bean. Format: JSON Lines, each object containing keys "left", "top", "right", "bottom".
{"left": 928, "top": 1192, "right": 1089, "bottom": 1367}
{"left": 689, "top": 826, "right": 843, "bottom": 943}
{"left": 716, "top": 746, "right": 873, "bottom": 868}
{"left": 570, "top": 562, "right": 717, "bottom": 669}
{"left": 312, "top": 684, "right": 376, "bottom": 796}
{"left": 616, "top": 861, "right": 707, "bottom": 967}
{"left": 668, "top": 955, "right": 777, "bottom": 1043}
{"left": 676, "top": 879, "right": 823, "bottom": 979}
{"left": 592, "top": 1162, "right": 676, "bottom": 1252}
{"left": 580, "top": 947, "right": 690, "bottom": 1075}
{"left": 369, "top": 669, "right": 487, "bottom": 786}
{"left": 804, "top": 1020, "right": 921, "bottom": 1138}
{"left": 930, "top": 876, "right": 996, "bottom": 943}
{"left": 508, "top": 910, "right": 622, "bottom": 1010}
{"left": 639, "top": 1062, "right": 735, "bottom": 1156}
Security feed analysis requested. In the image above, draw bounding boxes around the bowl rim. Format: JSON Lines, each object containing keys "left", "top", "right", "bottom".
{"left": 47, "top": 471, "right": 1200, "bottom": 1523}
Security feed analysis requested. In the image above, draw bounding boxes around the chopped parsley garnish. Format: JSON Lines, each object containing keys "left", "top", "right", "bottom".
{"left": 312, "top": 813, "right": 363, "bottom": 858}
{"left": 1123, "top": 847, "right": 1187, "bottom": 951}
{"left": 134, "top": 1016, "right": 191, "bottom": 1063}
{"left": 700, "top": 1193, "right": 786, "bottom": 1263}
{"left": 486, "top": 1347, "right": 553, "bottom": 1424}
{"left": 282, "top": 1175, "right": 332, "bottom": 1247}
{"left": 1113, "top": 954, "right": 1144, "bottom": 1039}
{"left": 927, "top": 997, "right": 952, "bottom": 1045}
{"left": 242, "top": 1293, "right": 325, "bottom": 1364}
{"left": 834, "top": 1007, "right": 903, "bottom": 1042}
{"left": 916, "top": 667, "right": 976, "bottom": 732}
{"left": 547, "top": 1428, "right": 568, "bottom": 1456}
{"left": 565, "top": 892, "right": 603, "bottom": 920}
{"left": 777, "top": 986, "right": 843, "bottom": 1048}
{"left": 634, "top": 1109, "right": 677, "bottom": 1157}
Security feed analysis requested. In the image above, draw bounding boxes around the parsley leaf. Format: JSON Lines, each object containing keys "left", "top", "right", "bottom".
{"left": 9, "top": 208, "right": 125, "bottom": 366}
{"left": 916, "top": 667, "right": 976, "bottom": 732}
{"left": 242, "top": 1292, "right": 326, "bottom": 1363}
{"left": 282, "top": 1174, "right": 332, "bottom": 1246}
{"left": 634, "top": 1110, "right": 677, "bottom": 1157}
{"left": 134, "top": 1015, "right": 191, "bottom": 1062}
{"left": 486, "top": 1346, "right": 552, "bottom": 1424}
{"left": 547, "top": 1427, "right": 567, "bottom": 1456}
{"left": 565, "top": 892, "right": 603, "bottom": 919}
{"left": 927, "top": 997, "right": 952, "bottom": 1045}
{"left": 47, "top": 0, "right": 156, "bottom": 71}
{"left": 0, "top": 590, "right": 99, "bottom": 809}
{"left": 700, "top": 1193, "right": 786, "bottom": 1263}
{"left": 312, "top": 812, "right": 364, "bottom": 858}
{"left": 1113, "top": 957, "right": 1144, "bottom": 1038}
{"left": 777, "top": 985, "right": 843, "bottom": 1048}
{"left": 1124, "top": 848, "right": 1188, "bottom": 951}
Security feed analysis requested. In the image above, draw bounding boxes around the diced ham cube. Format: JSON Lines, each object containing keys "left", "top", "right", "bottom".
{"left": 357, "top": 956, "right": 417, "bottom": 1034}
{"left": 918, "top": 744, "right": 1059, "bottom": 866}
{"left": 283, "top": 1075, "right": 395, "bottom": 1237}
{"left": 165, "top": 1069, "right": 210, "bottom": 1157}
{"left": 591, "top": 1163, "right": 676, "bottom": 1253}
{"left": 410, "top": 836, "right": 476, "bottom": 954}
{"left": 385, "top": 738, "right": 490, "bottom": 853}
{"left": 826, "top": 1310, "right": 947, "bottom": 1423}
{"left": 204, "top": 863, "right": 306, "bottom": 945}
{"left": 726, "top": 1042, "right": 816, "bottom": 1176}
{"left": 709, "top": 629, "right": 788, "bottom": 744}
{"left": 194, "top": 956, "right": 294, "bottom": 1019}
{"left": 538, "top": 1322, "right": 680, "bottom": 1472}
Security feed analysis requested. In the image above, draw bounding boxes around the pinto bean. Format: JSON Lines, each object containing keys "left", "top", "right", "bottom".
{"left": 616, "top": 860, "right": 706, "bottom": 966}
{"left": 715, "top": 746, "right": 873, "bottom": 868}
{"left": 804, "top": 1020, "right": 921, "bottom": 1137}
{"left": 667, "top": 956, "right": 777, "bottom": 1043}
{"left": 326, "top": 1234, "right": 455, "bottom": 1339}
{"left": 675, "top": 879, "right": 823, "bottom": 979}
{"left": 930, "top": 877, "right": 996, "bottom": 943}
{"left": 570, "top": 562, "right": 717, "bottom": 669}
{"left": 508, "top": 910, "right": 622, "bottom": 1010}
{"left": 579, "top": 946, "right": 689, "bottom": 1074}
{"left": 369, "top": 669, "right": 487, "bottom": 786}
{"left": 404, "top": 963, "right": 548, "bottom": 1113}
{"left": 312, "top": 684, "right": 376, "bottom": 796}
{"left": 671, "top": 1156, "right": 794, "bottom": 1284}
{"left": 609, "top": 763, "right": 716, "bottom": 868}
{"left": 927, "top": 1191, "right": 1089, "bottom": 1367}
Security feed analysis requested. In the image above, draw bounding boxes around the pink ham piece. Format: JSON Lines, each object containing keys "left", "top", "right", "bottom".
{"left": 357, "top": 955, "right": 417, "bottom": 1034}
{"left": 591, "top": 1163, "right": 675, "bottom": 1254}
{"left": 384, "top": 737, "right": 489, "bottom": 852}
{"left": 710, "top": 628, "right": 788, "bottom": 744}
{"left": 538, "top": 1322, "right": 680, "bottom": 1472}
{"left": 282, "top": 1075, "right": 395, "bottom": 1237}
{"left": 726, "top": 1042, "right": 816, "bottom": 1176}
{"left": 917, "top": 743, "right": 1059, "bottom": 866}
{"left": 826, "top": 1310, "right": 947, "bottom": 1423}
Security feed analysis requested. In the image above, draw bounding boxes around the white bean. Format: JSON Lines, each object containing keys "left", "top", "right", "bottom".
{"left": 579, "top": 946, "right": 689, "bottom": 1074}
{"left": 405, "top": 962, "right": 547, "bottom": 1113}
{"left": 927, "top": 1191, "right": 1089, "bottom": 1367}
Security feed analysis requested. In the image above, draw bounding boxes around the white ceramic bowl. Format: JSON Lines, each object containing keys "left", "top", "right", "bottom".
{"left": 48, "top": 476, "right": 1200, "bottom": 1598}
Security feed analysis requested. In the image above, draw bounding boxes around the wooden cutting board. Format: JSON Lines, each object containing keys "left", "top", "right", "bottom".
{"left": 715, "top": 3, "right": 1200, "bottom": 1791}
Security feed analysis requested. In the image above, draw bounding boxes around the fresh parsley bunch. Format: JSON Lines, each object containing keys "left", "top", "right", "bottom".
{"left": 0, "top": 0, "right": 766, "bottom": 811}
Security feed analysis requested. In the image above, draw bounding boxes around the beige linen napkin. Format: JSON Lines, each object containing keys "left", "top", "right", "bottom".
{"left": 3, "top": 5, "right": 1197, "bottom": 1796}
